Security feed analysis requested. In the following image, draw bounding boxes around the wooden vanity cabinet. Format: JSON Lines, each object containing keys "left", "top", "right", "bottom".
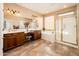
{"left": 3, "top": 32, "right": 26, "bottom": 51}
{"left": 33, "top": 30, "right": 41, "bottom": 40}
{"left": 3, "top": 31, "right": 41, "bottom": 51}
{"left": 15, "top": 32, "right": 26, "bottom": 46}
{"left": 3, "top": 37, "right": 15, "bottom": 51}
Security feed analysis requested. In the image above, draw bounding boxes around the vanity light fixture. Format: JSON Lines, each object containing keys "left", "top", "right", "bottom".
{"left": 7, "top": 8, "right": 20, "bottom": 16}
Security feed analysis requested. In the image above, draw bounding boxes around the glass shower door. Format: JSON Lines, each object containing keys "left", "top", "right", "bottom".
{"left": 62, "top": 14, "right": 77, "bottom": 44}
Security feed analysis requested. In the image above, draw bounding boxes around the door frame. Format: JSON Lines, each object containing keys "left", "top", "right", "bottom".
{"left": 55, "top": 11, "right": 78, "bottom": 46}
{"left": 61, "top": 13, "right": 78, "bottom": 45}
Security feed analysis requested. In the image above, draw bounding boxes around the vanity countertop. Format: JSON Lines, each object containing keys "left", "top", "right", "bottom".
{"left": 3, "top": 29, "right": 26, "bottom": 34}
{"left": 3, "top": 29, "right": 41, "bottom": 34}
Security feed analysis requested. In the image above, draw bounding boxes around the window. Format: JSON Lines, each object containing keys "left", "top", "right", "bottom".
{"left": 44, "top": 16, "right": 55, "bottom": 31}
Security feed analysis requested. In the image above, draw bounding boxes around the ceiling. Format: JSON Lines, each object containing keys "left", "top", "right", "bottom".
{"left": 17, "top": 3, "right": 76, "bottom": 14}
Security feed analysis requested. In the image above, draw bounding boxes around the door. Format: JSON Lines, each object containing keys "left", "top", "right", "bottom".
{"left": 62, "top": 14, "right": 77, "bottom": 44}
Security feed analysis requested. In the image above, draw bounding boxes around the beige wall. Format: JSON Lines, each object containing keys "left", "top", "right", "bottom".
{"left": 43, "top": 5, "right": 79, "bottom": 48}
{"left": 4, "top": 3, "right": 42, "bottom": 18}
{"left": 36, "top": 17, "right": 43, "bottom": 30}
{"left": 4, "top": 3, "right": 43, "bottom": 30}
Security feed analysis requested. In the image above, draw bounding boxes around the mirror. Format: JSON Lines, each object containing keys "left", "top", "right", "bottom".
{"left": 3, "top": 16, "right": 39, "bottom": 31}
{"left": 4, "top": 16, "right": 32, "bottom": 30}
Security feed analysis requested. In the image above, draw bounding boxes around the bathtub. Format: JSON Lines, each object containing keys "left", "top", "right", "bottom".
{"left": 42, "top": 31, "right": 55, "bottom": 43}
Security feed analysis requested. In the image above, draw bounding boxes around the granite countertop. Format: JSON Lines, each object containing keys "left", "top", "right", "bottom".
{"left": 3, "top": 29, "right": 41, "bottom": 34}
{"left": 3, "top": 29, "right": 26, "bottom": 34}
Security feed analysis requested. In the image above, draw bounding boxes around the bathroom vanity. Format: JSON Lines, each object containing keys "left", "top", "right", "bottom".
{"left": 3, "top": 32, "right": 26, "bottom": 51}
{"left": 3, "top": 30, "right": 41, "bottom": 51}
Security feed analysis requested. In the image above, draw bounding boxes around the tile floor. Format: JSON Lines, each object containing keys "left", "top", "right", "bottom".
{"left": 4, "top": 39, "right": 79, "bottom": 56}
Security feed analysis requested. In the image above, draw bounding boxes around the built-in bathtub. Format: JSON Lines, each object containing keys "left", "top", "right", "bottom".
{"left": 42, "top": 31, "right": 55, "bottom": 43}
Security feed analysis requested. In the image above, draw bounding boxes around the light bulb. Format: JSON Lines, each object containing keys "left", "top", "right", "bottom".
{"left": 64, "top": 5, "right": 67, "bottom": 8}
{"left": 11, "top": 11, "right": 13, "bottom": 14}
{"left": 7, "top": 10, "right": 10, "bottom": 13}
{"left": 17, "top": 13, "right": 20, "bottom": 16}
{"left": 7, "top": 9, "right": 10, "bottom": 13}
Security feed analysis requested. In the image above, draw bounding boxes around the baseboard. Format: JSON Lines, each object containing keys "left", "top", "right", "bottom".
{"left": 56, "top": 40, "right": 78, "bottom": 49}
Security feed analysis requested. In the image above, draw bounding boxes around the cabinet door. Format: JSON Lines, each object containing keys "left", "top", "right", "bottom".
{"left": 33, "top": 31, "right": 41, "bottom": 40}
{"left": 3, "top": 37, "right": 15, "bottom": 51}
{"left": 3, "top": 37, "right": 8, "bottom": 51}
{"left": 15, "top": 37, "right": 21, "bottom": 46}
{"left": 15, "top": 33, "right": 25, "bottom": 46}
{"left": 37, "top": 31, "right": 41, "bottom": 39}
